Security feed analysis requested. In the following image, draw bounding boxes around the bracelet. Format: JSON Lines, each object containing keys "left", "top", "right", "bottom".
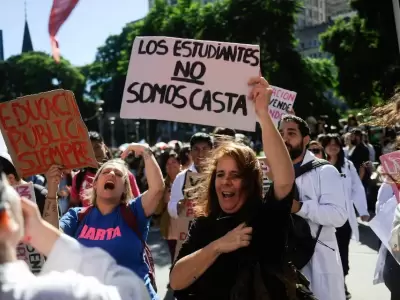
{"left": 143, "top": 147, "right": 154, "bottom": 158}
{"left": 46, "top": 197, "right": 58, "bottom": 200}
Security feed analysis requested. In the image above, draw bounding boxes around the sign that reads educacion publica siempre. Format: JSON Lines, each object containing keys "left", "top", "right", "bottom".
{"left": 0, "top": 89, "right": 97, "bottom": 178}
{"left": 120, "top": 36, "right": 260, "bottom": 132}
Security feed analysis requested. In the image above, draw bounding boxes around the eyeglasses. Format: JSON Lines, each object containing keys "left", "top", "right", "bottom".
{"left": 309, "top": 148, "right": 322, "bottom": 155}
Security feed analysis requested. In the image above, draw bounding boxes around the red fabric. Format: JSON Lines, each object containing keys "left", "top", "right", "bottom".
{"left": 48, "top": 0, "right": 80, "bottom": 62}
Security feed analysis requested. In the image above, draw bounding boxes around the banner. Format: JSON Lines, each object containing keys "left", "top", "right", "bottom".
{"left": 379, "top": 151, "right": 400, "bottom": 202}
{"left": 0, "top": 89, "right": 97, "bottom": 178}
{"left": 120, "top": 36, "right": 260, "bottom": 132}
{"left": 174, "top": 171, "right": 203, "bottom": 261}
{"left": 14, "top": 182, "right": 46, "bottom": 274}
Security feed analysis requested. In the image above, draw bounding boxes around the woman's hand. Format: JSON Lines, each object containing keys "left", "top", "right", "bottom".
{"left": 214, "top": 223, "right": 252, "bottom": 253}
{"left": 121, "top": 143, "right": 150, "bottom": 159}
{"left": 248, "top": 76, "right": 273, "bottom": 119}
{"left": 45, "top": 165, "right": 63, "bottom": 185}
{"left": 20, "top": 197, "right": 43, "bottom": 244}
{"left": 20, "top": 197, "right": 61, "bottom": 257}
{"left": 45, "top": 165, "right": 64, "bottom": 196}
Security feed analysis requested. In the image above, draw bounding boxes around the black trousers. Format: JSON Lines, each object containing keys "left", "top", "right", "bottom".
{"left": 383, "top": 251, "right": 400, "bottom": 300}
{"left": 335, "top": 221, "right": 352, "bottom": 276}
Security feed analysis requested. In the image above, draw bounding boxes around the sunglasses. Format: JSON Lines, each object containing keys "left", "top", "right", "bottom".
{"left": 310, "top": 148, "right": 322, "bottom": 155}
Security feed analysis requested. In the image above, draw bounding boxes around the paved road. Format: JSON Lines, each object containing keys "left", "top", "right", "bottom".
{"left": 149, "top": 220, "right": 391, "bottom": 300}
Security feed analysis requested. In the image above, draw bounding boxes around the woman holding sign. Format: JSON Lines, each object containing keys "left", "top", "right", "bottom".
{"left": 59, "top": 146, "right": 164, "bottom": 300}
{"left": 170, "top": 77, "right": 311, "bottom": 299}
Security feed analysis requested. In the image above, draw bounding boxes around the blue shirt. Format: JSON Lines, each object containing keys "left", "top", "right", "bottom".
{"left": 59, "top": 196, "right": 156, "bottom": 299}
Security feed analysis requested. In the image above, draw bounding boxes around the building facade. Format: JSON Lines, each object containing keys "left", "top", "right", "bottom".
{"left": 295, "top": 21, "right": 332, "bottom": 58}
{"left": 325, "top": 0, "right": 352, "bottom": 18}
{"left": 296, "top": 0, "right": 326, "bottom": 29}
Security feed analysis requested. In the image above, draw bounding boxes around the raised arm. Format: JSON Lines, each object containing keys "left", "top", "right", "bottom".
{"left": 42, "top": 165, "right": 62, "bottom": 229}
{"left": 121, "top": 144, "right": 165, "bottom": 217}
{"left": 248, "top": 77, "right": 294, "bottom": 200}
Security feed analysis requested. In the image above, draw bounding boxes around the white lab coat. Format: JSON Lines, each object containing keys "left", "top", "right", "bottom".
{"left": 341, "top": 158, "right": 369, "bottom": 241}
{"left": 295, "top": 151, "right": 347, "bottom": 300}
{"left": 372, "top": 183, "right": 395, "bottom": 284}
{"left": 1, "top": 234, "right": 149, "bottom": 300}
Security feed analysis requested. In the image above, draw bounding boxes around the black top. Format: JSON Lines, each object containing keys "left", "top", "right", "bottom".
{"left": 173, "top": 183, "right": 294, "bottom": 300}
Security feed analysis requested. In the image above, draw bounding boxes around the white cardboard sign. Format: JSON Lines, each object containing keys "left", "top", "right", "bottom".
{"left": 14, "top": 182, "right": 46, "bottom": 275}
{"left": 120, "top": 36, "right": 260, "bottom": 131}
{"left": 269, "top": 85, "right": 297, "bottom": 127}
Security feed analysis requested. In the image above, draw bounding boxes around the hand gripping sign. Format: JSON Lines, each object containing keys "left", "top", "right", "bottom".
{"left": 0, "top": 89, "right": 97, "bottom": 178}
{"left": 14, "top": 182, "right": 46, "bottom": 275}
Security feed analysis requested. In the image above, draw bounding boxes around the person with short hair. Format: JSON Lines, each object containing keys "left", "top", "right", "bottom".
{"left": 278, "top": 114, "right": 347, "bottom": 300}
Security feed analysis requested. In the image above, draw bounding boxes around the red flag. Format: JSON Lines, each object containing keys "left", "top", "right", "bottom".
{"left": 48, "top": 0, "right": 80, "bottom": 63}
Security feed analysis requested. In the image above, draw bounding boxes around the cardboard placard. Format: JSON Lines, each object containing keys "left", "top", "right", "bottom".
{"left": 0, "top": 89, "right": 97, "bottom": 177}
{"left": 120, "top": 36, "right": 260, "bottom": 132}
{"left": 269, "top": 86, "right": 297, "bottom": 127}
{"left": 14, "top": 182, "right": 45, "bottom": 274}
{"left": 379, "top": 151, "right": 400, "bottom": 203}
{"left": 174, "top": 171, "right": 203, "bottom": 261}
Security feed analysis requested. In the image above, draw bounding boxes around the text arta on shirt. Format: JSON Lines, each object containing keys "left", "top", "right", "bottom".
{"left": 78, "top": 225, "right": 122, "bottom": 240}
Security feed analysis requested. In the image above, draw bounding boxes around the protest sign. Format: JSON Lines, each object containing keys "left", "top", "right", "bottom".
{"left": 258, "top": 157, "right": 273, "bottom": 197}
{"left": 120, "top": 36, "right": 260, "bottom": 131}
{"left": 174, "top": 171, "right": 203, "bottom": 261}
{"left": 0, "top": 89, "right": 97, "bottom": 177}
{"left": 14, "top": 182, "right": 46, "bottom": 275}
{"left": 269, "top": 85, "right": 297, "bottom": 127}
{"left": 379, "top": 151, "right": 400, "bottom": 202}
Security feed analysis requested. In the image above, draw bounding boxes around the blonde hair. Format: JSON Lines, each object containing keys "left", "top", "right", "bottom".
{"left": 193, "top": 141, "right": 263, "bottom": 217}
{"left": 86, "top": 159, "right": 133, "bottom": 206}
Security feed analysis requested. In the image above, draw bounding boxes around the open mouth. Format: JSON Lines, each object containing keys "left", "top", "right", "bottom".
{"left": 104, "top": 181, "right": 115, "bottom": 190}
{"left": 222, "top": 192, "right": 235, "bottom": 198}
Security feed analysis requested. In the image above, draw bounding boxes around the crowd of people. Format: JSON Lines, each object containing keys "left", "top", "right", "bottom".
{"left": 1, "top": 76, "right": 400, "bottom": 300}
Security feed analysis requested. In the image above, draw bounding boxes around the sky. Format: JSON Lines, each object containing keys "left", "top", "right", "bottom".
{"left": 0, "top": 0, "right": 149, "bottom": 66}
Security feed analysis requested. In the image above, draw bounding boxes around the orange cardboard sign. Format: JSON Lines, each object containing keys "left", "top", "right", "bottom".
{"left": 0, "top": 89, "right": 97, "bottom": 177}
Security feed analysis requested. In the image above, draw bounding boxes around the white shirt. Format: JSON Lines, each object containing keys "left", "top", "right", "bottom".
{"left": 168, "top": 164, "right": 197, "bottom": 219}
{"left": 1, "top": 235, "right": 150, "bottom": 300}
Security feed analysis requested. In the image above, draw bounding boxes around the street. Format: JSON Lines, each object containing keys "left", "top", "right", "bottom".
{"left": 149, "top": 221, "right": 391, "bottom": 300}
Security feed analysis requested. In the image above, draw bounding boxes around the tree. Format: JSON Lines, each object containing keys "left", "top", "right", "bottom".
{"left": 321, "top": 0, "right": 400, "bottom": 108}
{"left": 0, "top": 52, "right": 96, "bottom": 125}
{"left": 86, "top": 0, "right": 338, "bottom": 143}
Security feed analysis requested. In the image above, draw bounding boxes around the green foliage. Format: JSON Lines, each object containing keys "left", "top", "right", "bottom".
{"left": 321, "top": 0, "right": 400, "bottom": 108}
{"left": 0, "top": 51, "right": 96, "bottom": 119}
{"left": 85, "top": 0, "right": 339, "bottom": 142}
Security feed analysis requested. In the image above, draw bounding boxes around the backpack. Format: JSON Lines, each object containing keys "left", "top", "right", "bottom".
{"left": 77, "top": 204, "right": 157, "bottom": 292}
{"left": 287, "top": 159, "right": 331, "bottom": 270}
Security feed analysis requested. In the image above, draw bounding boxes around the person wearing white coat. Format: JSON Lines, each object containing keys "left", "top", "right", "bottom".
{"left": 322, "top": 134, "right": 370, "bottom": 299}
{"left": 279, "top": 115, "right": 347, "bottom": 300}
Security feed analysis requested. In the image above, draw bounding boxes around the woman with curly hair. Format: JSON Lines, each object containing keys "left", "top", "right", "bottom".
{"left": 169, "top": 77, "right": 305, "bottom": 300}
